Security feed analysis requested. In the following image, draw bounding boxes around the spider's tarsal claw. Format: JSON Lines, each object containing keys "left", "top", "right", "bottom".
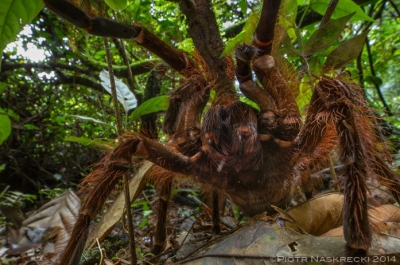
{"left": 253, "top": 55, "right": 275, "bottom": 69}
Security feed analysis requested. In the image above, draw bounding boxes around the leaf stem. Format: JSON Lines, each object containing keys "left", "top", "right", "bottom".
{"left": 319, "top": 0, "right": 339, "bottom": 28}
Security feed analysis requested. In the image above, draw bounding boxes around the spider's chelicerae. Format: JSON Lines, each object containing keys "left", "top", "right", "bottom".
{"left": 43, "top": 0, "right": 400, "bottom": 263}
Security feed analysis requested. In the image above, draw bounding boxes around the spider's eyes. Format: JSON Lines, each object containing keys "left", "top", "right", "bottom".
{"left": 234, "top": 124, "right": 255, "bottom": 138}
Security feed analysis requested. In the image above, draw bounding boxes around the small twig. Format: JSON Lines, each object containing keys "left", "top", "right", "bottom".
{"left": 388, "top": 0, "right": 400, "bottom": 17}
{"left": 181, "top": 218, "right": 196, "bottom": 246}
{"left": 104, "top": 36, "right": 137, "bottom": 264}
{"left": 364, "top": 36, "right": 393, "bottom": 116}
{"left": 146, "top": 249, "right": 175, "bottom": 264}
{"left": 96, "top": 238, "right": 104, "bottom": 265}
{"left": 0, "top": 186, "right": 10, "bottom": 196}
{"left": 141, "top": 191, "right": 151, "bottom": 204}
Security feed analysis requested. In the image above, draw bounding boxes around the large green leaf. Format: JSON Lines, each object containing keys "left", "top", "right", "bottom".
{"left": 129, "top": 95, "right": 170, "bottom": 121}
{"left": 0, "top": 108, "right": 12, "bottom": 145}
{"left": 323, "top": 30, "right": 369, "bottom": 70}
{"left": 64, "top": 136, "right": 116, "bottom": 151}
{"left": 220, "top": 11, "right": 259, "bottom": 57}
{"left": 311, "top": 0, "right": 373, "bottom": 22}
{"left": 104, "top": 0, "right": 128, "bottom": 11}
{"left": 0, "top": 0, "right": 44, "bottom": 63}
{"left": 302, "top": 13, "right": 354, "bottom": 57}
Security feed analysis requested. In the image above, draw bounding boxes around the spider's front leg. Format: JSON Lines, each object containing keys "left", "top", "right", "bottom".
{"left": 235, "top": 0, "right": 302, "bottom": 143}
{"left": 296, "top": 77, "right": 400, "bottom": 254}
{"left": 149, "top": 82, "right": 210, "bottom": 254}
{"left": 43, "top": 0, "right": 195, "bottom": 73}
{"left": 235, "top": 45, "right": 301, "bottom": 146}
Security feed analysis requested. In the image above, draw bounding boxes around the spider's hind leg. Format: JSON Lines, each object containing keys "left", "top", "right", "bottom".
{"left": 297, "top": 76, "right": 400, "bottom": 253}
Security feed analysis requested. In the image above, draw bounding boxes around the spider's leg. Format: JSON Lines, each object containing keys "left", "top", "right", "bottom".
{"left": 166, "top": 81, "right": 225, "bottom": 233}
{"left": 296, "top": 77, "right": 400, "bottom": 253}
{"left": 253, "top": 0, "right": 281, "bottom": 57}
{"left": 235, "top": 50, "right": 301, "bottom": 146}
{"left": 150, "top": 167, "right": 173, "bottom": 255}
{"left": 164, "top": 82, "right": 210, "bottom": 136}
{"left": 165, "top": 82, "right": 226, "bottom": 234}
{"left": 252, "top": 0, "right": 300, "bottom": 118}
{"left": 235, "top": 0, "right": 301, "bottom": 142}
{"left": 43, "top": 0, "right": 195, "bottom": 73}
{"left": 58, "top": 134, "right": 200, "bottom": 264}
{"left": 148, "top": 82, "right": 211, "bottom": 255}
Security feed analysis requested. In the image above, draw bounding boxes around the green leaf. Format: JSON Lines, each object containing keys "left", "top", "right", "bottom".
{"left": 178, "top": 38, "right": 195, "bottom": 54}
{"left": 221, "top": 31, "right": 246, "bottom": 58}
{"left": 64, "top": 136, "right": 116, "bottom": 150}
{"left": 303, "top": 13, "right": 354, "bottom": 57}
{"left": 0, "top": 0, "right": 44, "bottom": 65}
{"left": 220, "top": 10, "right": 259, "bottom": 57}
{"left": 104, "top": 0, "right": 128, "bottom": 11}
{"left": 311, "top": 0, "right": 373, "bottom": 22}
{"left": 298, "top": 0, "right": 309, "bottom": 5}
{"left": 280, "top": 33, "right": 300, "bottom": 56}
{"left": 323, "top": 30, "right": 369, "bottom": 70}
{"left": 239, "top": 0, "right": 247, "bottom": 15}
{"left": 0, "top": 108, "right": 12, "bottom": 145}
{"left": 129, "top": 95, "right": 170, "bottom": 121}
{"left": 282, "top": 0, "right": 298, "bottom": 26}
{"left": 364, "top": 76, "right": 383, "bottom": 86}
{"left": 0, "top": 82, "right": 7, "bottom": 94}
{"left": 296, "top": 77, "right": 313, "bottom": 116}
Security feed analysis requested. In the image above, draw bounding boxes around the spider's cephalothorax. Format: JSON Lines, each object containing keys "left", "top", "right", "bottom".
{"left": 200, "top": 102, "right": 261, "bottom": 170}
{"left": 42, "top": 0, "right": 400, "bottom": 263}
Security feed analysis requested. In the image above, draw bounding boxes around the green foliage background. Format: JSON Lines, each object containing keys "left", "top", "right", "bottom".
{"left": 0, "top": 0, "right": 399, "bottom": 199}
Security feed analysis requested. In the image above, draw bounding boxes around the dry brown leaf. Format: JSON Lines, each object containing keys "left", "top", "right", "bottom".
{"left": 177, "top": 193, "right": 400, "bottom": 264}
{"left": 85, "top": 161, "right": 152, "bottom": 248}
{"left": 323, "top": 204, "right": 400, "bottom": 238}
{"left": 369, "top": 204, "right": 400, "bottom": 234}
{"left": 7, "top": 189, "right": 80, "bottom": 263}
{"left": 178, "top": 219, "right": 400, "bottom": 264}
{"left": 283, "top": 193, "right": 344, "bottom": 236}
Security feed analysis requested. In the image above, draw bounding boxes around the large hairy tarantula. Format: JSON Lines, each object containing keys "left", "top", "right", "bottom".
{"left": 43, "top": 0, "right": 400, "bottom": 264}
